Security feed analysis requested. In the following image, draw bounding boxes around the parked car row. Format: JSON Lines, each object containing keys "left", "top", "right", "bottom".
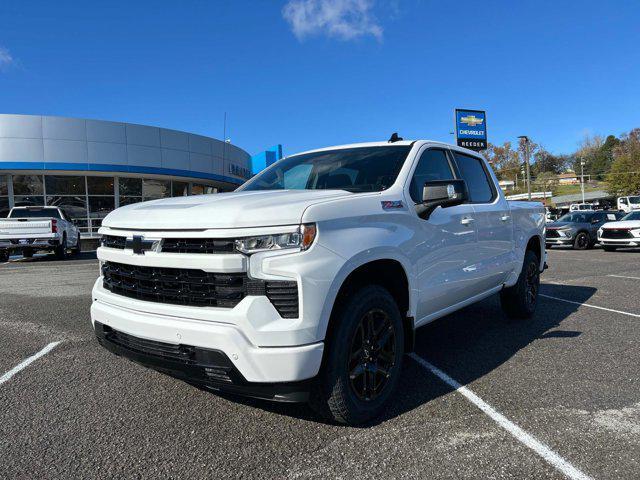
{"left": 545, "top": 210, "right": 640, "bottom": 251}
{"left": 0, "top": 206, "right": 82, "bottom": 262}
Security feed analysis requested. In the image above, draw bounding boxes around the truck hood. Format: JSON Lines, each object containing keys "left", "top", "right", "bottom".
{"left": 601, "top": 220, "right": 640, "bottom": 229}
{"left": 102, "top": 190, "right": 354, "bottom": 230}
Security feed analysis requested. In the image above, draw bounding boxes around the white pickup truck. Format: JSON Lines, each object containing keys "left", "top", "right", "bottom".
{"left": 91, "top": 139, "right": 546, "bottom": 424}
{"left": 0, "top": 206, "right": 81, "bottom": 262}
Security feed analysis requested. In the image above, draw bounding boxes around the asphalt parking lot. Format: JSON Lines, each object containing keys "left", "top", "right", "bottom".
{"left": 1, "top": 248, "right": 639, "bottom": 479}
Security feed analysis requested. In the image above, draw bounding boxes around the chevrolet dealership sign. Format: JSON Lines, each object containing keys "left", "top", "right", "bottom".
{"left": 455, "top": 109, "right": 487, "bottom": 151}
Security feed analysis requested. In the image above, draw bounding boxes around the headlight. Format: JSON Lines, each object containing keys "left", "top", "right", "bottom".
{"left": 558, "top": 228, "right": 572, "bottom": 238}
{"left": 235, "top": 224, "right": 316, "bottom": 255}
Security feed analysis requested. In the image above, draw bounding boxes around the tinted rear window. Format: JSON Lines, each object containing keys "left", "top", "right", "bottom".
{"left": 9, "top": 207, "right": 61, "bottom": 219}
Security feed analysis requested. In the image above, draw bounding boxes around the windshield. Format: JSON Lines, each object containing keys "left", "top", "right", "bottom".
{"left": 622, "top": 211, "right": 640, "bottom": 221}
{"left": 558, "top": 212, "right": 593, "bottom": 223}
{"left": 9, "top": 207, "right": 61, "bottom": 219}
{"left": 629, "top": 196, "right": 640, "bottom": 204}
{"left": 238, "top": 146, "right": 412, "bottom": 193}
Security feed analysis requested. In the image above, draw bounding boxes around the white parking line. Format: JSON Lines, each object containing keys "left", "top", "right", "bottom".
{"left": 409, "top": 353, "right": 592, "bottom": 480}
{"left": 540, "top": 294, "right": 640, "bottom": 318}
{"left": 0, "top": 341, "right": 61, "bottom": 386}
{"left": 607, "top": 274, "right": 640, "bottom": 281}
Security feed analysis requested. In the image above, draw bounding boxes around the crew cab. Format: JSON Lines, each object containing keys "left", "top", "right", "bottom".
{"left": 91, "top": 140, "right": 546, "bottom": 424}
{"left": 545, "top": 210, "right": 622, "bottom": 250}
{"left": 598, "top": 211, "right": 640, "bottom": 251}
{"left": 0, "top": 206, "right": 81, "bottom": 262}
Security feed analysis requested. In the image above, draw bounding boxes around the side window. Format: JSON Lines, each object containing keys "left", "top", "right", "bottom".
{"left": 452, "top": 152, "right": 494, "bottom": 203}
{"left": 409, "top": 149, "right": 454, "bottom": 203}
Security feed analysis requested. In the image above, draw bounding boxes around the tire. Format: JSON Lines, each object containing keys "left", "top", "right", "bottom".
{"left": 55, "top": 235, "right": 67, "bottom": 260}
{"left": 573, "top": 232, "right": 589, "bottom": 250}
{"left": 0, "top": 250, "right": 9, "bottom": 262}
{"left": 71, "top": 233, "right": 82, "bottom": 255}
{"left": 22, "top": 248, "right": 33, "bottom": 258}
{"left": 500, "top": 249, "right": 540, "bottom": 320}
{"left": 309, "top": 285, "right": 404, "bottom": 425}
{"left": 603, "top": 246, "right": 617, "bottom": 252}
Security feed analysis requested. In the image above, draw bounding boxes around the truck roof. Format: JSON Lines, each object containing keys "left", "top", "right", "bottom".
{"left": 290, "top": 140, "right": 478, "bottom": 158}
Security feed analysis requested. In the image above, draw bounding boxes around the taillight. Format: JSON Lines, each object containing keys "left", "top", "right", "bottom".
{"left": 51, "top": 219, "right": 58, "bottom": 233}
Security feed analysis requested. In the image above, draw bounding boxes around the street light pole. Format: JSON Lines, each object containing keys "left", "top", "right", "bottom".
{"left": 518, "top": 136, "right": 531, "bottom": 201}
{"left": 580, "top": 158, "right": 586, "bottom": 204}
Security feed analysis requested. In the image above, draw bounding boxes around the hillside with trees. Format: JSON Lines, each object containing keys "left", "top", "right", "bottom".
{"left": 482, "top": 128, "right": 640, "bottom": 198}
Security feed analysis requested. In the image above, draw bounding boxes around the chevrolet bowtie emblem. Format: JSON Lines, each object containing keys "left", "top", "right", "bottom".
{"left": 126, "top": 235, "right": 156, "bottom": 255}
{"left": 460, "top": 115, "right": 484, "bottom": 127}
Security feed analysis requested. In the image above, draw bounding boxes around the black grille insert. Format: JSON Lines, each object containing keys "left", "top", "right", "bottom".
{"left": 162, "top": 238, "right": 236, "bottom": 254}
{"left": 102, "top": 261, "right": 246, "bottom": 308}
{"left": 545, "top": 229, "right": 560, "bottom": 239}
{"left": 101, "top": 235, "right": 126, "bottom": 249}
{"left": 601, "top": 229, "right": 633, "bottom": 239}
{"left": 101, "top": 261, "right": 299, "bottom": 316}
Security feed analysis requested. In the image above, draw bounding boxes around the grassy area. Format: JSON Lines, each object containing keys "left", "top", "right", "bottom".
{"left": 551, "top": 183, "right": 606, "bottom": 196}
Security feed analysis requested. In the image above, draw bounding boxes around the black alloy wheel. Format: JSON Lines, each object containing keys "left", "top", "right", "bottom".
{"left": 348, "top": 308, "right": 396, "bottom": 402}
{"left": 524, "top": 260, "right": 539, "bottom": 310}
{"left": 574, "top": 232, "right": 589, "bottom": 250}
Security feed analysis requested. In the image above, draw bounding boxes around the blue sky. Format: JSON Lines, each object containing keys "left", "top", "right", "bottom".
{"left": 0, "top": 0, "right": 638, "bottom": 157}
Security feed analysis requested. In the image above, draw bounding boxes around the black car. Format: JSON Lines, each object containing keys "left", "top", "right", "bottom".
{"left": 545, "top": 210, "right": 624, "bottom": 250}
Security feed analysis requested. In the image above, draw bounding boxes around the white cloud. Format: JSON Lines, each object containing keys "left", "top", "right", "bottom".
{"left": 282, "top": 0, "right": 383, "bottom": 42}
{"left": 0, "top": 46, "right": 14, "bottom": 71}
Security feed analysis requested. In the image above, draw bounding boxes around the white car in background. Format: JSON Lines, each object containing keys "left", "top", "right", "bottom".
{"left": 598, "top": 211, "right": 640, "bottom": 251}
{"left": 569, "top": 203, "right": 594, "bottom": 212}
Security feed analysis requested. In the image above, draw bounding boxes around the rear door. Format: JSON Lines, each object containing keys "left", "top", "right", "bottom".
{"left": 405, "top": 147, "right": 480, "bottom": 324}
{"left": 450, "top": 150, "right": 514, "bottom": 293}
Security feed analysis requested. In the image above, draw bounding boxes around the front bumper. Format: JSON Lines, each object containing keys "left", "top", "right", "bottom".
{"left": 545, "top": 237, "right": 573, "bottom": 245}
{"left": 598, "top": 238, "right": 640, "bottom": 247}
{"left": 90, "top": 290, "right": 324, "bottom": 385}
{"left": 94, "top": 320, "right": 314, "bottom": 402}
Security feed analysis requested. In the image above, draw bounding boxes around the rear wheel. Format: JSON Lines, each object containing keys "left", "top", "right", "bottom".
{"left": 603, "top": 245, "right": 618, "bottom": 252}
{"left": 55, "top": 235, "right": 67, "bottom": 260}
{"left": 573, "top": 232, "right": 589, "bottom": 250}
{"left": 501, "top": 250, "right": 540, "bottom": 320}
{"left": 309, "top": 285, "right": 404, "bottom": 425}
{"left": 0, "top": 250, "right": 9, "bottom": 262}
{"left": 71, "top": 233, "right": 81, "bottom": 255}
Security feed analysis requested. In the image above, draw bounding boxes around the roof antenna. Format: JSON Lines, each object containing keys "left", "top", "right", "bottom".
{"left": 388, "top": 132, "right": 403, "bottom": 143}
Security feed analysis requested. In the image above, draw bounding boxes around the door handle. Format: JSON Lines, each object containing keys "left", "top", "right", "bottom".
{"left": 461, "top": 217, "right": 475, "bottom": 225}
{"left": 500, "top": 215, "right": 511, "bottom": 222}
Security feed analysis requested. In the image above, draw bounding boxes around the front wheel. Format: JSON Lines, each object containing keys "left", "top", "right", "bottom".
{"left": 309, "top": 285, "right": 404, "bottom": 425}
{"left": 573, "top": 232, "right": 589, "bottom": 250}
{"left": 500, "top": 250, "right": 540, "bottom": 320}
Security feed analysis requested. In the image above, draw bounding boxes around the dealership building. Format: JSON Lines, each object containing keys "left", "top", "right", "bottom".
{"left": 0, "top": 114, "right": 254, "bottom": 235}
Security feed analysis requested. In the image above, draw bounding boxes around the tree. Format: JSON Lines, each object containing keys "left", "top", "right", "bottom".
{"left": 606, "top": 129, "right": 640, "bottom": 196}
{"left": 532, "top": 148, "right": 568, "bottom": 175}
{"left": 484, "top": 142, "right": 521, "bottom": 181}
{"left": 532, "top": 171, "right": 557, "bottom": 192}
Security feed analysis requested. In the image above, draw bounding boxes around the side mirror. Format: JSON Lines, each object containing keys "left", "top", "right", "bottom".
{"left": 416, "top": 179, "right": 468, "bottom": 219}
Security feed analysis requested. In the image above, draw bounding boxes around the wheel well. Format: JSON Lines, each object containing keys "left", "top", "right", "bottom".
{"left": 526, "top": 235, "right": 541, "bottom": 261}
{"left": 326, "top": 259, "right": 414, "bottom": 352}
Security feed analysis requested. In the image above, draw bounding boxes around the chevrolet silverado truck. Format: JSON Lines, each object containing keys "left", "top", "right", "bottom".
{"left": 598, "top": 211, "right": 640, "bottom": 251}
{"left": 91, "top": 140, "right": 546, "bottom": 424}
{"left": 0, "top": 206, "right": 81, "bottom": 262}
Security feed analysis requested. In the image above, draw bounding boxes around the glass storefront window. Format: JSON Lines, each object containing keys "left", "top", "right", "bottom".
{"left": 89, "top": 196, "right": 115, "bottom": 219}
{"left": 192, "top": 184, "right": 217, "bottom": 195}
{"left": 119, "top": 177, "right": 142, "bottom": 196}
{"left": 46, "top": 195, "right": 88, "bottom": 221}
{"left": 14, "top": 195, "right": 45, "bottom": 207}
{"left": 142, "top": 179, "right": 171, "bottom": 199}
{"left": 0, "top": 175, "right": 8, "bottom": 196}
{"left": 87, "top": 176, "right": 115, "bottom": 195}
{"left": 0, "top": 197, "right": 9, "bottom": 217}
{"left": 13, "top": 175, "right": 44, "bottom": 195}
{"left": 45, "top": 175, "right": 86, "bottom": 195}
{"left": 172, "top": 181, "right": 188, "bottom": 197}
{"left": 119, "top": 197, "right": 143, "bottom": 206}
